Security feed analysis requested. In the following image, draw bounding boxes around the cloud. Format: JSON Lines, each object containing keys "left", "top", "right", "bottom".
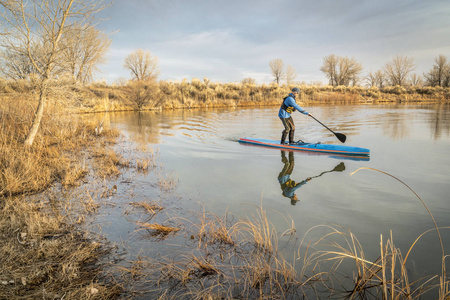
{"left": 96, "top": 0, "right": 450, "bottom": 84}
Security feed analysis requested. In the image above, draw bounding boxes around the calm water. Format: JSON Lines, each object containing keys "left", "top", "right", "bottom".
{"left": 94, "top": 104, "right": 450, "bottom": 287}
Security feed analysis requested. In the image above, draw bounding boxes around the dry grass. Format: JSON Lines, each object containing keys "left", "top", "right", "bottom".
{"left": 92, "top": 148, "right": 128, "bottom": 178}
{"left": 61, "top": 163, "right": 89, "bottom": 187}
{"left": 135, "top": 147, "right": 158, "bottom": 172}
{"left": 137, "top": 159, "right": 151, "bottom": 172}
{"left": 0, "top": 195, "right": 122, "bottom": 299}
{"left": 130, "top": 200, "right": 164, "bottom": 216}
{"left": 136, "top": 222, "right": 181, "bottom": 239}
{"left": 187, "top": 207, "right": 238, "bottom": 249}
{"left": 209, "top": 215, "right": 236, "bottom": 246}
{"left": 0, "top": 95, "right": 125, "bottom": 298}
{"left": 291, "top": 168, "right": 450, "bottom": 299}
{"left": 120, "top": 204, "right": 306, "bottom": 299}
{"left": 237, "top": 204, "right": 277, "bottom": 254}
{"left": 157, "top": 171, "right": 178, "bottom": 192}
{"left": 117, "top": 173, "right": 449, "bottom": 299}
{"left": 3, "top": 78, "right": 448, "bottom": 115}
{"left": 298, "top": 224, "right": 449, "bottom": 299}
{"left": 0, "top": 95, "right": 123, "bottom": 196}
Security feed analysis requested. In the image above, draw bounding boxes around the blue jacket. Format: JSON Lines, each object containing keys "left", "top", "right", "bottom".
{"left": 278, "top": 93, "right": 309, "bottom": 118}
{"left": 278, "top": 176, "right": 308, "bottom": 198}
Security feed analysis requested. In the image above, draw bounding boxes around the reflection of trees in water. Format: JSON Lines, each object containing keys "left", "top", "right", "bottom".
{"left": 429, "top": 105, "right": 450, "bottom": 140}
{"left": 308, "top": 105, "right": 364, "bottom": 140}
{"left": 382, "top": 112, "right": 409, "bottom": 140}
{"left": 379, "top": 105, "right": 450, "bottom": 141}
{"left": 134, "top": 112, "right": 161, "bottom": 144}
{"left": 100, "top": 111, "right": 161, "bottom": 145}
{"left": 112, "top": 109, "right": 226, "bottom": 145}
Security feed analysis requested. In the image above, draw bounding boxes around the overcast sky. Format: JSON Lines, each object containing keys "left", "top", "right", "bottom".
{"left": 96, "top": 0, "right": 450, "bottom": 84}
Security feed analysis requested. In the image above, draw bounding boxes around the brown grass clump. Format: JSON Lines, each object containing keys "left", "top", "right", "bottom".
{"left": 157, "top": 171, "right": 178, "bottom": 192}
{"left": 298, "top": 225, "right": 450, "bottom": 299}
{"left": 136, "top": 159, "right": 152, "bottom": 172}
{"left": 61, "top": 163, "right": 89, "bottom": 187}
{"left": 210, "top": 216, "right": 236, "bottom": 246}
{"left": 136, "top": 222, "right": 181, "bottom": 239}
{"left": 188, "top": 207, "right": 237, "bottom": 249}
{"left": 92, "top": 148, "right": 129, "bottom": 179}
{"left": 237, "top": 204, "right": 276, "bottom": 254}
{"left": 130, "top": 200, "right": 164, "bottom": 217}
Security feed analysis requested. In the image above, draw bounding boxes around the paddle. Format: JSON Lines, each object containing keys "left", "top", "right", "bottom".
{"left": 305, "top": 162, "right": 346, "bottom": 181}
{"left": 309, "top": 114, "right": 346, "bottom": 143}
{"left": 314, "top": 162, "right": 346, "bottom": 178}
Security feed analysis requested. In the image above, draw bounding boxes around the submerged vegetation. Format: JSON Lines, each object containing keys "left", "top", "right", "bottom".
{"left": 116, "top": 201, "right": 449, "bottom": 299}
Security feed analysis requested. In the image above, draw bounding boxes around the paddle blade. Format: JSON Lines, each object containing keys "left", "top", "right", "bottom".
{"left": 335, "top": 132, "right": 346, "bottom": 143}
{"left": 333, "top": 162, "right": 346, "bottom": 172}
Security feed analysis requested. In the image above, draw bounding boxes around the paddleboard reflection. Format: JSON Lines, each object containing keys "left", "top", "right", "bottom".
{"left": 278, "top": 150, "right": 346, "bottom": 205}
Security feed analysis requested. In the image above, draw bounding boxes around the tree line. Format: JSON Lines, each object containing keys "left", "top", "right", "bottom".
{"left": 271, "top": 54, "right": 450, "bottom": 88}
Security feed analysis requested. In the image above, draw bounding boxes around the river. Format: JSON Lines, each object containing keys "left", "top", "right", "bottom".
{"left": 91, "top": 103, "right": 450, "bottom": 297}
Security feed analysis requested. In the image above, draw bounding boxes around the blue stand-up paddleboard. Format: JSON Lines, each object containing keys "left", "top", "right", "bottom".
{"left": 239, "top": 137, "right": 370, "bottom": 157}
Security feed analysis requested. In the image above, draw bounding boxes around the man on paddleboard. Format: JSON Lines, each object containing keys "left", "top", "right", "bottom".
{"left": 279, "top": 87, "right": 311, "bottom": 145}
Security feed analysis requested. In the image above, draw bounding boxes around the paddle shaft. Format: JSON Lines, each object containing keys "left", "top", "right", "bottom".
{"left": 309, "top": 114, "right": 346, "bottom": 143}
{"left": 308, "top": 162, "right": 345, "bottom": 180}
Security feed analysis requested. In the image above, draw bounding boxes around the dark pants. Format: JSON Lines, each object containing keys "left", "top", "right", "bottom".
{"left": 280, "top": 117, "right": 295, "bottom": 144}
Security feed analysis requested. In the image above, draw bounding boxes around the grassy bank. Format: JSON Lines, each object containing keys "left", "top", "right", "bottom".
{"left": 1, "top": 78, "right": 449, "bottom": 114}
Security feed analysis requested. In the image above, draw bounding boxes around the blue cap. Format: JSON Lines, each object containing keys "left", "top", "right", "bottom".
{"left": 292, "top": 87, "right": 301, "bottom": 93}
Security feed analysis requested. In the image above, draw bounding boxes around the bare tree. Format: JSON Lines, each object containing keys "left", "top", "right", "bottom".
{"left": 365, "top": 71, "right": 377, "bottom": 87}
{"left": 127, "top": 80, "right": 160, "bottom": 111}
{"left": 424, "top": 54, "right": 450, "bottom": 87}
{"left": 320, "top": 54, "right": 338, "bottom": 86}
{"left": 374, "top": 70, "right": 386, "bottom": 88}
{"left": 0, "top": 48, "right": 36, "bottom": 79}
{"left": 445, "top": 67, "right": 450, "bottom": 87}
{"left": 241, "top": 77, "right": 256, "bottom": 84}
{"left": 285, "top": 65, "right": 297, "bottom": 85}
{"left": 320, "top": 54, "right": 362, "bottom": 86}
{"left": 269, "top": 59, "right": 284, "bottom": 85}
{"left": 337, "top": 56, "right": 362, "bottom": 86}
{"left": 409, "top": 73, "right": 423, "bottom": 87}
{"left": 365, "top": 70, "right": 386, "bottom": 88}
{"left": 384, "top": 55, "right": 415, "bottom": 86}
{"left": 0, "top": 0, "right": 111, "bottom": 146}
{"left": 123, "top": 49, "right": 159, "bottom": 82}
{"left": 60, "top": 25, "right": 111, "bottom": 84}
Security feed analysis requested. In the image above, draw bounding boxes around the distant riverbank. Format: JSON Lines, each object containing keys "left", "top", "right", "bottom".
{"left": 1, "top": 78, "right": 449, "bottom": 115}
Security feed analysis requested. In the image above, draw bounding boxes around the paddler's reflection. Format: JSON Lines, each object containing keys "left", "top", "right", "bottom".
{"left": 278, "top": 151, "right": 310, "bottom": 205}
{"left": 278, "top": 150, "right": 346, "bottom": 205}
